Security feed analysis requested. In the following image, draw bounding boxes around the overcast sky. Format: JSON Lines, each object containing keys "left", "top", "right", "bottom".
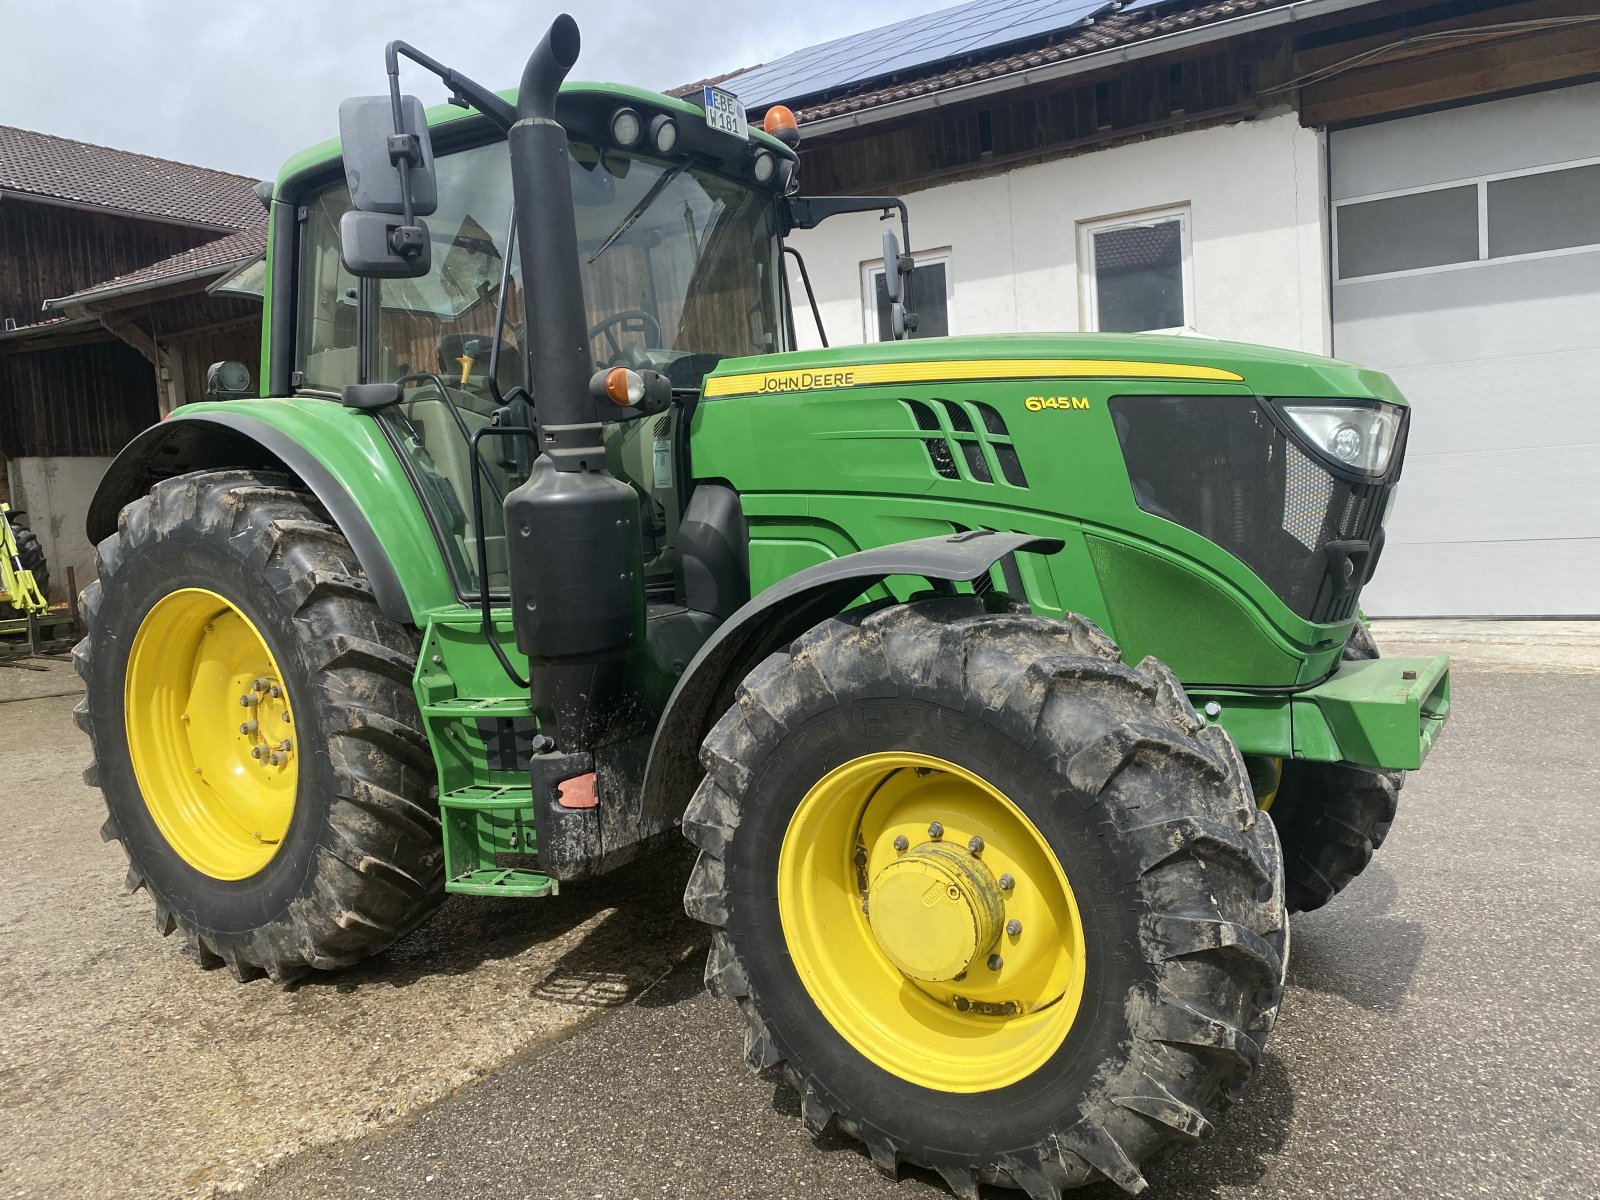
{"left": 0, "top": 0, "right": 930, "bottom": 179}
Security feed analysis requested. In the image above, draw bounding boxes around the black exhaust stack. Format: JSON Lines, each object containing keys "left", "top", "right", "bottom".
{"left": 503, "top": 14, "right": 644, "bottom": 758}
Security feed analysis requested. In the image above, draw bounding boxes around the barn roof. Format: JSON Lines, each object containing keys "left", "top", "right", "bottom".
{"left": 0, "top": 125, "right": 263, "bottom": 231}
{"left": 43, "top": 223, "right": 267, "bottom": 312}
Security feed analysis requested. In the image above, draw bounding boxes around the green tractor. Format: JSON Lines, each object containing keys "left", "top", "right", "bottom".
{"left": 74, "top": 16, "right": 1449, "bottom": 1196}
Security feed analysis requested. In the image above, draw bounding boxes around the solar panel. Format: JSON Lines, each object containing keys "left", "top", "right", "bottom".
{"left": 1115, "top": 0, "right": 1178, "bottom": 11}
{"left": 719, "top": 0, "right": 1115, "bottom": 109}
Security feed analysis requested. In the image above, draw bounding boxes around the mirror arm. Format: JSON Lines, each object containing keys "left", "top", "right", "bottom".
{"left": 385, "top": 40, "right": 517, "bottom": 133}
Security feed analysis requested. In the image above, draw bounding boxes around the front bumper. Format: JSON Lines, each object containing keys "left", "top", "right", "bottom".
{"left": 1192, "top": 652, "right": 1450, "bottom": 771}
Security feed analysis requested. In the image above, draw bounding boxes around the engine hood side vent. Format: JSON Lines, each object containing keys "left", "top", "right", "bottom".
{"left": 901, "top": 398, "right": 1028, "bottom": 489}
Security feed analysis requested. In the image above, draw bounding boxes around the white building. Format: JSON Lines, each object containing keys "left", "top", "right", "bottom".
{"left": 696, "top": 0, "right": 1600, "bottom": 617}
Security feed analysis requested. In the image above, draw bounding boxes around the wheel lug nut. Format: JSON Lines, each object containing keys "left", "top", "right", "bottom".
{"left": 1006, "top": 919, "right": 1022, "bottom": 937}
{"left": 277, "top": 739, "right": 292, "bottom": 752}
{"left": 267, "top": 752, "right": 284, "bottom": 766}
{"left": 239, "top": 694, "right": 258, "bottom": 707}
{"left": 268, "top": 684, "right": 282, "bottom": 699}
{"left": 928, "top": 822, "right": 944, "bottom": 840}
{"left": 998, "top": 873, "right": 1015, "bottom": 891}
{"left": 967, "top": 835, "right": 984, "bottom": 854}
{"left": 281, "top": 712, "right": 292, "bottom": 724}
{"left": 987, "top": 954, "right": 1003, "bottom": 971}
{"left": 250, "top": 746, "right": 267, "bottom": 759}
{"left": 239, "top": 721, "right": 258, "bottom": 734}
{"left": 892, "top": 835, "right": 909, "bottom": 852}
{"left": 252, "top": 678, "right": 268, "bottom": 692}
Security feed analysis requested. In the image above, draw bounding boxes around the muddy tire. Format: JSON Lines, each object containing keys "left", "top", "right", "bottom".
{"left": 74, "top": 469, "right": 443, "bottom": 981}
{"left": 682, "top": 597, "right": 1287, "bottom": 1196}
{"left": 11, "top": 515, "right": 49, "bottom": 600}
{"left": 1272, "top": 619, "right": 1402, "bottom": 914}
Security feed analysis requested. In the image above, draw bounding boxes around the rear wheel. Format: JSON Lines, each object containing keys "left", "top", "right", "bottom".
{"left": 1269, "top": 618, "right": 1403, "bottom": 914}
{"left": 683, "top": 598, "right": 1286, "bottom": 1196}
{"left": 10, "top": 515, "right": 49, "bottom": 600}
{"left": 74, "top": 469, "right": 443, "bottom": 981}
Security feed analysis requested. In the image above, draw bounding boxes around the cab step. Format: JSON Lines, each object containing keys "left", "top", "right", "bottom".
{"left": 438, "top": 783, "right": 557, "bottom": 898}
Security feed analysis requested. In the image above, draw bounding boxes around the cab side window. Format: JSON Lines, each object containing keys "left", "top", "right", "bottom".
{"left": 297, "top": 184, "right": 359, "bottom": 391}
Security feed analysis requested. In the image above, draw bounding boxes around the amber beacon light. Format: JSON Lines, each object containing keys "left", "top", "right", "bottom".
{"left": 763, "top": 104, "right": 800, "bottom": 146}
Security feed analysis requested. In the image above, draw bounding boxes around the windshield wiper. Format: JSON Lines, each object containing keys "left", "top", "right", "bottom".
{"left": 588, "top": 162, "right": 688, "bottom": 265}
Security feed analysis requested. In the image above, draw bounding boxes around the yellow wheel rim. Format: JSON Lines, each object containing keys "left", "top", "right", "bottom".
{"left": 124, "top": 587, "right": 298, "bottom": 880}
{"left": 777, "top": 752, "right": 1087, "bottom": 1092}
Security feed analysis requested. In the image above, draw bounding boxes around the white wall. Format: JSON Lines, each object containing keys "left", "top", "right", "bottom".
{"left": 8, "top": 456, "right": 113, "bottom": 601}
{"left": 788, "top": 109, "right": 1328, "bottom": 355}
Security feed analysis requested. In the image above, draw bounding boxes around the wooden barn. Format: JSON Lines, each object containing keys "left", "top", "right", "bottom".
{"left": 0, "top": 126, "right": 266, "bottom": 598}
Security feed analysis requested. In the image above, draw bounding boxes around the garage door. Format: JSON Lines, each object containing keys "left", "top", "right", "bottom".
{"left": 1329, "top": 82, "right": 1600, "bottom": 617}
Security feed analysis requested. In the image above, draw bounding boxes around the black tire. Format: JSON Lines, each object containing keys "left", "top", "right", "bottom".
{"left": 1269, "top": 765, "right": 1398, "bottom": 914}
{"left": 73, "top": 469, "right": 444, "bottom": 981}
{"left": 682, "top": 598, "right": 1287, "bottom": 1197}
{"left": 10, "top": 515, "right": 49, "bottom": 600}
{"left": 1271, "top": 618, "right": 1402, "bottom": 914}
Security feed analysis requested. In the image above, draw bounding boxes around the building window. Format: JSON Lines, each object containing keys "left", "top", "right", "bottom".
{"left": 1336, "top": 186, "right": 1479, "bottom": 278}
{"left": 1334, "top": 157, "right": 1600, "bottom": 282}
{"left": 1079, "top": 207, "right": 1193, "bottom": 333}
{"left": 863, "top": 252, "right": 951, "bottom": 341}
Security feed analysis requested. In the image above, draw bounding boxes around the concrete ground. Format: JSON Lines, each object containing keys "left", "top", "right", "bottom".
{"left": 2, "top": 622, "right": 1596, "bottom": 1199}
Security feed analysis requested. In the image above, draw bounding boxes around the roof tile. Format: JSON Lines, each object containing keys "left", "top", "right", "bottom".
{"left": 0, "top": 125, "right": 263, "bottom": 230}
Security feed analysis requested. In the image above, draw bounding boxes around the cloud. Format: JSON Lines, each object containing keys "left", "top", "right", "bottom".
{"left": 0, "top": 0, "right": 929, "bottom": 177}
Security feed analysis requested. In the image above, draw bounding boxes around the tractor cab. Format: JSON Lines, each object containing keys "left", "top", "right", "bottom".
{"left": 293, "top": 81, "right": 799, "bottom": 601}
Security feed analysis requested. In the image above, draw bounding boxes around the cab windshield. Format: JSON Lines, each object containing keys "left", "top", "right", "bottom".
{"left": 358, "top": 137, "right": 785, "bottom": 390}
{"left": 297, "top": 135, "right": 785, "bottom": 597}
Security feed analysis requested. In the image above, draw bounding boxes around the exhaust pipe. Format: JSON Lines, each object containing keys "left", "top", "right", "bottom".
{"left": 503, "top": 15, "right": 645, "bottom": 763}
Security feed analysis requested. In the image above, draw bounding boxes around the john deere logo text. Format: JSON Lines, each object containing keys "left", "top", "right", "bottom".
{"left": 755, "top": 370, "right": 856, "bottom": 393}
{"left": 1025, "top": 395, "right": 1090, "bottom": 412}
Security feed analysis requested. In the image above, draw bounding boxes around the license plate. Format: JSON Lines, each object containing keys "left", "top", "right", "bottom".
{"left": 703, "top": 87, "right": 748, "bottom": 140}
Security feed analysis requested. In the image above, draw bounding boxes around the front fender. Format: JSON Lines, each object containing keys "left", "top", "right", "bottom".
{"left": 87, "top": 400, "right": 455, "bottom": 624}
{"left": 640, "top": 530, "right": 1063, "bottom": 831}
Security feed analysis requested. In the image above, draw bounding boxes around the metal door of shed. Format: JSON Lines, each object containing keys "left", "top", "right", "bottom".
{"left": 1329, "top": 82, "right": 1600, "bottom": 616}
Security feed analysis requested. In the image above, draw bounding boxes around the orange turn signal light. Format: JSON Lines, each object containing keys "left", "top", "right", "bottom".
{"left": 603, "top": 366, "right": 645, "bottom": 407}
{"left": 763, "top": 105, "right": 800, "bottom": 147}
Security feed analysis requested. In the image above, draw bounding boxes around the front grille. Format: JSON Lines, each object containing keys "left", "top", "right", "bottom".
{"left": 1109, "top": 395, "right": 1396, "bottom": 621}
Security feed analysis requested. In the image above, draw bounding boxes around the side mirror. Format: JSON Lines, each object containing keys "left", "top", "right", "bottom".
{"left": 881, "top": 230, "right": 917, "bottom": 341}
{"left": 340, "top": 209, "right": 432, "bottom": 278}
{"left": 205, "top": 360, "right": 252, "bottom": 399}
{"left": 881, "top": 230, "right": 903, "bottom": 302}
{"left": 338, "top": 95, "right": 437, "bottom": 216}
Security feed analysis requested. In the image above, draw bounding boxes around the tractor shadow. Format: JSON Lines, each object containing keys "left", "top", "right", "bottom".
{"left": 1283, "top": 864, "right": 1427, "bottom": 1013}
{"left": 289, "top": 840, "right": 706, "bottom": 994}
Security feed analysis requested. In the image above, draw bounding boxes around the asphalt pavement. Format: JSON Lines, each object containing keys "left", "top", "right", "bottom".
{"left": 4, "top": 628, "right": 1597, "bottom": 1200}
{"left": 242, "top": 658, "right": 1600, "bottom": 1200}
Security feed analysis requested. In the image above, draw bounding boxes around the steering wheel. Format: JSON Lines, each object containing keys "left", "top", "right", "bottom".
{"left": 589, "top": 309, "right": 662, "bottom": 368}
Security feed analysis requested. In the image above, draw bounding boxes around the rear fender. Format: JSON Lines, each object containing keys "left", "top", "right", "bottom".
{"left": 86, "top": 401, "right": 456, "bottom": 624}
{"left": 639, "top": 530, "right": 1063, "bottom": 831}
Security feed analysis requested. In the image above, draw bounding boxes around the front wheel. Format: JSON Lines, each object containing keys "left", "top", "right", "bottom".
{"left": 1269, "top": 618, "right": 1403, "bottom": 913}
{"left": 683, "top": 598, "right": 1286, "bottom": 1196}
{"left": 74, "top": 469, "right": 444, "bottom": 981}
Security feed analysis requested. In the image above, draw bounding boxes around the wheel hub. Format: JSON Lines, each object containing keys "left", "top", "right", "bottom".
{"left": 867, "top": 842, "right": 1004, "bottom": 981}
{"left": 124, "top": 588, "right": 299, "bottom": 880}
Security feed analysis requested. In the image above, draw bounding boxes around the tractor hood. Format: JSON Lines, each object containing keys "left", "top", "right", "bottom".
{"left": 690, "top": 333, "right": 1413, "bottom": 691}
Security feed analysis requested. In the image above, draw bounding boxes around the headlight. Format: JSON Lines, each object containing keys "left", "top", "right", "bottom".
{"left": 1279, "top": 402, "right": 1403, "bottom": 473}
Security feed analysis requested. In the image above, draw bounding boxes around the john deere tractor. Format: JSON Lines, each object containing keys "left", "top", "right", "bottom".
{"left": 74, "top": 16, "right": 1450, "bottom": 1196}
